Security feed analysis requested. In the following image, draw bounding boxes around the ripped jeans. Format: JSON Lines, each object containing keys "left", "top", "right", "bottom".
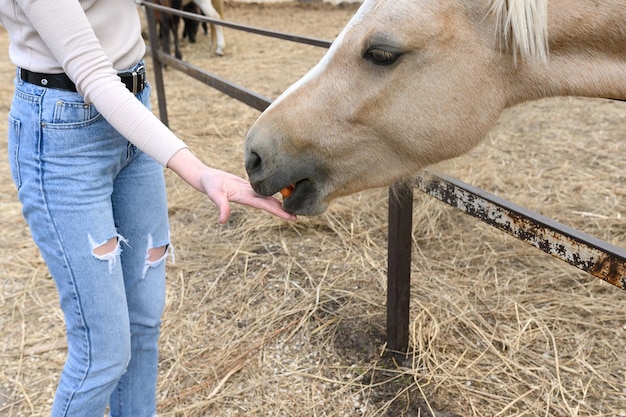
{"left": 8, "top": 66, "right": 168, "bottom": 417}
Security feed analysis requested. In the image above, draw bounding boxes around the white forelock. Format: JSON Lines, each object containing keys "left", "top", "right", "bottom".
{"left": 489, "top": 0, "right": 549, "bottom": 63}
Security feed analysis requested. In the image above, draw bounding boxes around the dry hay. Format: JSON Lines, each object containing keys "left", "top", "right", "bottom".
{"left": 1, "top": 3, "right": 625, "bottom": 417}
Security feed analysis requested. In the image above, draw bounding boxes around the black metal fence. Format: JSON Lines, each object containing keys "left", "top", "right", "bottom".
{"left": 140, "top": 1, "right": 625, "bottom": 353}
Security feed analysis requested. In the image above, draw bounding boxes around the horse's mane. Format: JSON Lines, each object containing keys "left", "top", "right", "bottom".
{"left": 489, "top": 0, "right": 549, "bottom": 63}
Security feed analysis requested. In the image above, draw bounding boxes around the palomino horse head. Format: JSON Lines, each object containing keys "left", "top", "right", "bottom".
{"left": 244, "top": 0, "right": 625, "bottom": 215}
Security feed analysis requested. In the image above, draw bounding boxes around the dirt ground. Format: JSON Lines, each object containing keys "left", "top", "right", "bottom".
{"left": 0, "top": 2, "right": 625, "bottom": 417}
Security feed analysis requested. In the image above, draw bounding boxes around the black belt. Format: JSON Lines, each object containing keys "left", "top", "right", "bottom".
{"left": 19, "top": 64, "right": 147, "bottom": 94}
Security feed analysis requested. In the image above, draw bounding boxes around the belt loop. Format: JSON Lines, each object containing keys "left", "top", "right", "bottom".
{"left": 132, "top": 69, "right": 138, "bottom": 94}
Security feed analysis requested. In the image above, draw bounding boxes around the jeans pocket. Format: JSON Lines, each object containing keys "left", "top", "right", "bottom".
{"left": 49, "top": 99, "right": 102, "bottom": 127}
{"left": 7, "top": 115, "right": 22, "bottom": 190}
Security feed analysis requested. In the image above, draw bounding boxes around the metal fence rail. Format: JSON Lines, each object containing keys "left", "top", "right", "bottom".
{"left": 140, "top": 1, "right": 625, "bottom": 354}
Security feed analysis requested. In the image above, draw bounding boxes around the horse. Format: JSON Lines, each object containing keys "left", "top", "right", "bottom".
{"left": 182, "top": 1, "right": 208, "bottom": 44}
{"left": 243, "top": 0, "right": 626, "bottom": 216}
{"left": 152, "top": 0, "right": 183, "bottom": 59}
{"left": 149, "top": 0, "right": 225, "bottom": 58}
{"left": 182, "top": 0, "right": 224, "bottom": 55}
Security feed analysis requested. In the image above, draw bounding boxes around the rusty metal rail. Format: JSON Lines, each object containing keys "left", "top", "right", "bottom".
{"left": 140, "top": 1, "right": 624, "bottom": 354}
{"left": 415, "top": 173, "right": 626, "bottom": 290}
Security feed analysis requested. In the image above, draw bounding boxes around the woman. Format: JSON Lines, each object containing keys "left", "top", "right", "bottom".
{"left": 0, "top": 1, "right": 295, "bottom": 416}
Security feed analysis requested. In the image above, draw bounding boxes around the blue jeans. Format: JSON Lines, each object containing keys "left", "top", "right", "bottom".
{"left": 8, "top": 64, "right": 169, "bottom": 417}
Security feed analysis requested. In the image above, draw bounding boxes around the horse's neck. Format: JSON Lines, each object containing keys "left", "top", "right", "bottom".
{"left": 506, "top": 0, "right": 626, "bottom": 105}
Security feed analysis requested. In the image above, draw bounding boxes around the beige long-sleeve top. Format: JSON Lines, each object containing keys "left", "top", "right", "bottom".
{"left": 0, "top": 0, "right": 187, "bottom": 166}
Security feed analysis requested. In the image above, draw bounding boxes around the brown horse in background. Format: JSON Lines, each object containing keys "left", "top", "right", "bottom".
{"left": 150, "top": 0, "right": 225, "bottom": 59}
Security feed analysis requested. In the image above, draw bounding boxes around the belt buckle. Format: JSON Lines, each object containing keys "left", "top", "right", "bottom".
{"left": 131, "top": 64, "right": 145, "bottom": 94}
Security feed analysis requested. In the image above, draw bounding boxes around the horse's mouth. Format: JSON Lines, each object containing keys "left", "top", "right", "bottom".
{"left": 279, "top": 184, "right": 296, "bottom": 199}
{"left": 275, "top": 179, "right": 326, "bottom": 215}
{"left": 278, "top": 179, "right": 307, "bottom": 206}
{"left": 249, "top": 170, "right": 329, "bottom": 215}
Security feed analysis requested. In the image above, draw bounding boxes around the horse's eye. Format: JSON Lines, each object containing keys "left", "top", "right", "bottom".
{"left": 364, "top": 48, "right": 402, "bottom": 66}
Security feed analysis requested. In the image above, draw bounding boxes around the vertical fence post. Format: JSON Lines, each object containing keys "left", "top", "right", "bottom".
{"left": 386, "top": 182, "right": 413, "bottom": 353}
{"left": 144, "top": 4, "right": 169, "bottom": 126}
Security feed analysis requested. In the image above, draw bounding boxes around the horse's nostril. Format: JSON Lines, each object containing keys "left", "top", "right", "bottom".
{"left": 245, "top": 151, "right": 263, "bottom": 174}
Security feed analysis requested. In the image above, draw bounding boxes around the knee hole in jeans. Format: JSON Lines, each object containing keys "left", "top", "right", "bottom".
{"left": 141, "top": 233, "right": 172, "bottom": 279}
{"left": 89, "top": 234, "right": 126, "bottom": 274}
{"left": 147, "top": 245, "right": 168, "bottom": 262}
{"left": 92, "top": 237, "right": 118, "bottom": 256}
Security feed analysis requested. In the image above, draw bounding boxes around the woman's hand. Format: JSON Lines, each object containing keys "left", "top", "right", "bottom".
{"left": 167, "top": 148, "right": 297, "bottom": 224}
